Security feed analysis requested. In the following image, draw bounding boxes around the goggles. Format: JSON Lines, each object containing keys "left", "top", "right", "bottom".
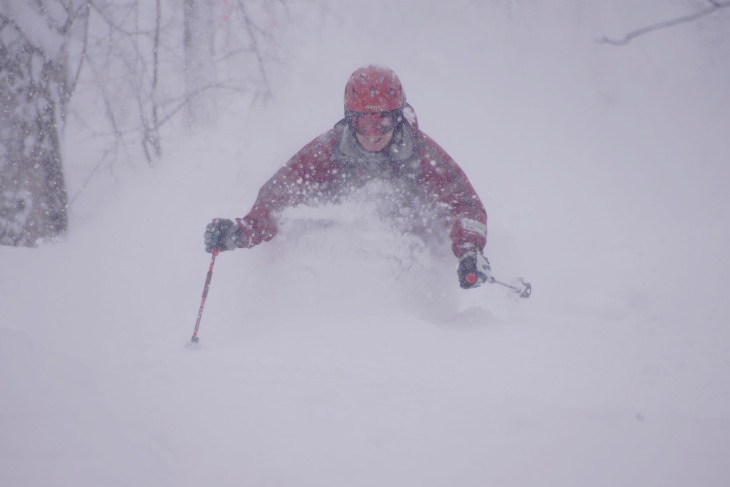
{"left": 347, "top": 110, "right": 402, "bottom": 136}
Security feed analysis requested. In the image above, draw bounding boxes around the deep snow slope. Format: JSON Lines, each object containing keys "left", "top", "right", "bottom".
{"left": 2, "top": 1, "right": 730, "bottom": 486}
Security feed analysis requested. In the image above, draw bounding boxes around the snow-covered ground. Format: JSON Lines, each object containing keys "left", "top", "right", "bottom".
{"left": 2, "top": 2, "right": 730, "bottom": 486}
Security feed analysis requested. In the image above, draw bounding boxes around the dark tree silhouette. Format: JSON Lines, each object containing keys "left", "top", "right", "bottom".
{"left": 0, "top": 5, "right": 85, "bottom": 246}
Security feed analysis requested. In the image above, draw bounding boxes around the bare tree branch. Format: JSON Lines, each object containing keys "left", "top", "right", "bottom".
{"left": 598, "top": 1, "right": 730, "bottom": 45}
{"left": 233, "top": 0, "right": 277, "bottom": 101}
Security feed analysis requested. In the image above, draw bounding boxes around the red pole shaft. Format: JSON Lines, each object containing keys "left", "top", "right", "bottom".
{"left": 191, "top": 248, "right": 219, "bottom": 342}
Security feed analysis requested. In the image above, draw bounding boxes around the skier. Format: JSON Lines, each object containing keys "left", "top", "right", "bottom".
{"left": 204, "top": 65, "right": 492, "bottom": 289}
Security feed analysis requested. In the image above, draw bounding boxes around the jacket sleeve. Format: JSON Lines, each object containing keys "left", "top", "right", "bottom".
{"left": 238, "top": 128, "right": 341, "bottom": 243}
{"left": 416, "top": 131, "right": 487, "bottom": 258}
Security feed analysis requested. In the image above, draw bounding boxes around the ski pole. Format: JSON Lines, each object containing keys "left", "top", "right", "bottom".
{"left": 489, "top": 276, "right": 531, "bottom": 298}
{"left": 191, "top": 248, "right": 219, "bottom": 343}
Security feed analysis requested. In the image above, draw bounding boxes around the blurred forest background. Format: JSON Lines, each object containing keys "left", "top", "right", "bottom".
{"left": 1, "top": 0, "right": 728, "bottom": 247}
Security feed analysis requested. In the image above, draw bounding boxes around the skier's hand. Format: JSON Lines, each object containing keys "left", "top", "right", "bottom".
{"left": 204, "top": 218, "right": 242, "bottom": 253}
{"left": 457, "top": 251, "right": 492, "bottom": 289}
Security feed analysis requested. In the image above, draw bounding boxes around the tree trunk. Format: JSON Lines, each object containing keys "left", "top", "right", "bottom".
{"left": 0, "top": 17, "right": 68, "bottom": 247}
{"left": 184, "top": 0, "right": 217, "bottom": 130}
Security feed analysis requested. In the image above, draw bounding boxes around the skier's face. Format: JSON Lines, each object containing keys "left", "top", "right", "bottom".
{"left": 351, "top": 111, "right": 397, "bottom": 152}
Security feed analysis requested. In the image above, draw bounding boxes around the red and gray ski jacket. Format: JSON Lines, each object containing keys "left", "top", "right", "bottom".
{"left": 239, "top": 106, "right": 487, "bottom": 258}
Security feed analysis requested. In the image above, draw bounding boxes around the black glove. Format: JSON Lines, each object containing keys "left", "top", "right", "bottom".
{"left": 204, "top": 218, "right": 242, "bottom": 253}
{"left": 457, "top": 251, "right": 492, "bottom": 289}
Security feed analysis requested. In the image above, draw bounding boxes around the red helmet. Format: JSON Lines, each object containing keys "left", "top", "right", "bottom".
{"left": 344, "top": 65, "right": 405, "bottom": 114}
